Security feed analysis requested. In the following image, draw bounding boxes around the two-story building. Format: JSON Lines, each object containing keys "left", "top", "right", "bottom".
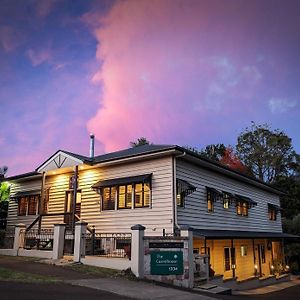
{"left": 3, "top": 143, "right": 294, "bottom": 282}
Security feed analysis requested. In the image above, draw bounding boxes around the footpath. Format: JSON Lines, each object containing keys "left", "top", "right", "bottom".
{"left": 0, "top": 256, "right": 213, "bottom": 300}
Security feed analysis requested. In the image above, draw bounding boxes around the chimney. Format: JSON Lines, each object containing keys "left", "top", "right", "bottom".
{"left": 89, "top": 133, "right": 95, "bottom": 158}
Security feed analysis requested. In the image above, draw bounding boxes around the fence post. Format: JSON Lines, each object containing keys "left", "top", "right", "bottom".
{"left": 74, "top": 220, "right": 88, "bottom": 262}
{"left": 181, "top": 225, "right": 194, "bottom": 288}
{"left": 131, "top": 224, "right": 145, "bottom": 278}
{"left": 53, "top": 223, "right": 66, "bottom": 260}
{"left": 13, "top": 223, "right": 26, "bottom": 255}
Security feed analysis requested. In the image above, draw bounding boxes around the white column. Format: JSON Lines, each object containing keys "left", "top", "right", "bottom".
{"left": 131, "top": 224, "right": 145, "bottom": 278}
{"left": 52, "top": 223, "right": 66, "bottom": 260}
{"left": 74, "top": 221, "right": 88, "bottom": 262}
{"left": 181, "top": 225, "right": 195, "bottom": 288}
{"left": 13, "top": 223, "right": 26, "bottom": 254}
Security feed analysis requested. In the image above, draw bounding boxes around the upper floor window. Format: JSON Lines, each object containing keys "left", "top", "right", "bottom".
{"left": 236, "top": 201, "right": 248, "bottom": 216}
{"left": 93, "top": 174, "right": 152, "bottom": 211}
{"left": 206, "top": 187, "right": 222, "bottom": 213}
{"left": 176, "top": 179, "right": 196, "bottom": 207}
{"left": 223, "top": 192, "right": 232, "bottom": 209}
{"left": 268, "top": 203, "right": 280, "bottom": 221}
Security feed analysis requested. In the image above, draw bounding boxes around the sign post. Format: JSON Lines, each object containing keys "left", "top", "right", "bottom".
{"left": 150, "top": 251, "right": 183, "bottom": 275}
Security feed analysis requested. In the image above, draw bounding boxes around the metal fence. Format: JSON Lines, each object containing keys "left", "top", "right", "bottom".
{"left": 85, "top": 232, "right": 131, "bottom": 258}
{"left": 63, "top": 229, "right": 75, "bottom": 255}
{"left": 24, "top": 229, "right": 54, "bottom": 250}
{"left": 0, "top": 227, "right": 15, "bottom": 249}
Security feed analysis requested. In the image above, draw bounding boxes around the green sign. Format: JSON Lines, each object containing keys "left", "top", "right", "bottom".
{"left": 150, "top": 251, "right": 183, "bottom": 275}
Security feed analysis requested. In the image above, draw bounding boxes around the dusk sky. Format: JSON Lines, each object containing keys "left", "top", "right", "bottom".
{"left": 1, "top": 0, "right": 300, "bottom": 176}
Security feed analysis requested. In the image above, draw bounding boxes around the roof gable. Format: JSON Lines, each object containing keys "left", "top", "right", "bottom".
{"left": 36, "top": 150, "right": 86, "bottom": 173}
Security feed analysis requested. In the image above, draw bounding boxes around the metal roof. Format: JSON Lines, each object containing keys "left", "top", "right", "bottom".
{"left": 193, "top": 229, "right": 299, "bottom": 240}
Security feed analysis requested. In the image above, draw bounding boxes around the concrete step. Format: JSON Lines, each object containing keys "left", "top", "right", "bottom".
{"left": 194, "top": 284, "right": 232, "bottom": 295}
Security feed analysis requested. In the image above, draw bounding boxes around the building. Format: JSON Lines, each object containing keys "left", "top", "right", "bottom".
{"left": 3, "top": 143, "right": 294, "bottom": 282}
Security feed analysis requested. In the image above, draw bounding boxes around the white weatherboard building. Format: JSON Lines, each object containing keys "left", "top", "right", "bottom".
{"left": 3, "top": 142, "right": 297, "bottom": 286}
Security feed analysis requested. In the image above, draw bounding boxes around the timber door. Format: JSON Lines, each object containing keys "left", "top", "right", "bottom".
{"left": 64, "top": 191, "right": 82, "bottom": 227}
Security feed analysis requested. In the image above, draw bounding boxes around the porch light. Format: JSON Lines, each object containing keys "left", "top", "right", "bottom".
{"left": 232, "top": 264, "right": 236, "bottom": 269}
{"left": 271, "top": 265, "right": 274, "bottom": 270}
{"left": 285, "top": 265, "right": 290, "bottom": 270}
{"left": 254, "top": 264, "right": 258, "bottom": 270}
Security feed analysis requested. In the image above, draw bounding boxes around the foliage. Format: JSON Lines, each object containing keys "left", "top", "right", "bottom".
{"left": 219, "top": 146, "right": 248, "bottom": 173}
{"left": 199, "top": 144, "right": 226, "bottom": 162}
{"left": 130, "top": 137, "right": 151, "bottom": 147}
{"left": 236, "top": 122, "right": 295, "bottom": 184}
{"left": 282, "top": 214, "right": 300, "bottom": 273}
{"left": 0, "top": 182, "right": 10, "bottom": 202}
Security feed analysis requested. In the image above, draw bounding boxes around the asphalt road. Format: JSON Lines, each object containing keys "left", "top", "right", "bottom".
{"left": 0, "top": 281, "right": 134, "bottom": 300}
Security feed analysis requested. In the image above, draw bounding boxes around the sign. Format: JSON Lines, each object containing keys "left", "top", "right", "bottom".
{"left": 150, "top": 251, "right": 183, "bottom": 275}
{"left": 149, "top": 242, "right": 184, "bottom": 249}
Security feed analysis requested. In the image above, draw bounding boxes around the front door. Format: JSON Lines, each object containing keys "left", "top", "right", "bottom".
{"left": 64, "top": 191, "right": 81, "bottom": 227}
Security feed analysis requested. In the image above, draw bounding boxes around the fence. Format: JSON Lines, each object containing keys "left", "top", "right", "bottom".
{"left": 85, "top": 232, "right": 131, "bottom": 258}
{"left": 0, "top": 227, "right": 15, "bottom": 249}
{"left": 23, "top": 229, "right": 54, "bottom": 250}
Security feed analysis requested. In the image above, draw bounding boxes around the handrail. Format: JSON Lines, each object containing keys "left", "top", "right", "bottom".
{"left": 26, "top": 216, "right": 40, "bottom": 232}
{"left": 74, "top": 214, "right": 94, "bottom": 233}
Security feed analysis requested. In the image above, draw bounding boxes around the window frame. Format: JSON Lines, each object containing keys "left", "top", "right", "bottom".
{"left": 236, "top": 201, "right": 248, "bottom": 216}
{"left": 100, "top": 180, "right": 151, "bottom": 211}
{"left": 17, "top": 194, "right": 40, "bottom": 216}
{"left": 223, "top": 192, "right": 231, "bottom": 209}
{"left": 268, "top": 207, "right": 277, "bottom": 221}
{"left": 117, "top": 184, "right": 133, "bottom": 209}
{"left": 207, "top": 190, "right": 214, "bottom": 212}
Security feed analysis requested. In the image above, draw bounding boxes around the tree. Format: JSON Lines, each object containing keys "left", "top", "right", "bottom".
{"left": 199, "top": 144, "right": 226, "bottom": 162}
{"left": 0, "top": 166, "right": 9, "bottom": 229}
{"left": 130, "top": 137, "right": 151, "bottom": 147}
{"left": 219, "top": 146, "right": 248, "bottom": 173}
{"left": 236, "top": 122, "right": 295, "bottom": 183}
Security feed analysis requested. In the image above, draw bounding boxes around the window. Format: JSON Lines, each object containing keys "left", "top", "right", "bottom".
{"left": 176, "top": 179, "right": 196, "bottom": 207}
{"left": 118, "top": 185, "right": 132, "bottom": 209}
{"left": 260, "top": 245, "right": 266, "bottom": 264}
{"left": 102, "top": 187, "right": 116, "bottom": 210}
{"left": 224, "top": 247, "right": 236, "bottom": 271}
{"left": 223, "top": 192, "right": 231, "bottom": 209}
{"left": 207, "top": 190, "right": 214, "bottom": 212}
{"left": 236, "top": 201, "right": 248, "bottom": 216}
{"left": 17, "top": 195, "right": 40, "bottom": 216}
{"left": 241, "top": 245, "right": 247, "bottom": 257}
{"left": 134, "top": 182, "right": 150, "bottom": 208}
{"left": 18, "top": 197, "right": 27, "bottom": 216}
{"left": 27, "top": 195, "right": 38, "bottom": 215}
{"left": 268, "top": 207, "right": 277, "bottom": 221}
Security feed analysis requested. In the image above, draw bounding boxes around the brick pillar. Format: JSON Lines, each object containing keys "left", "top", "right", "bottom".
{"left": 52, "top": 223, "right": 66, "bottom": 260}
{"left": 131, "top": 224, "right": 145, "bottom": 278}
{"left": 13, "top": 223, "right": 26, "bottom": 253}
{"left": 181, "top": 225, "right": 195, "bottom": 288}
{"left": 74, "top": 221, "right": 88, "bottom": 262}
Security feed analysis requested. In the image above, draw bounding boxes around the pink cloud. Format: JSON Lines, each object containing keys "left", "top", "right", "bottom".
{"left": 0, "top": 25, "right": 24, "bottom": 52}
{"left": 26, "top": 48, "right": 52, "bottom": 66}
{"left": 85, "top": 0, "right": 265, "bottom": 152}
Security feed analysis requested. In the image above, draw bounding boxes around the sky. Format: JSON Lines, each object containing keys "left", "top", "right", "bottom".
{"left": 0, "top": 0, "right": 300, "bottom": 176}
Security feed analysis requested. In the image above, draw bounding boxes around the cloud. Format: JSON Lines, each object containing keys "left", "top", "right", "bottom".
{"left": 26, "top": 48, "right": 52, "bottom": 66}
{"left": 268, "top": 97, "right": 297, "bottom": 113}
{"left": 0, "top": 25, "right": 24, "bottom": 52}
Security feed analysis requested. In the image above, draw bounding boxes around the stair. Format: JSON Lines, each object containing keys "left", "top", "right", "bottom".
{"left": 193, "top": 283, "right": 232, "bottom": 295}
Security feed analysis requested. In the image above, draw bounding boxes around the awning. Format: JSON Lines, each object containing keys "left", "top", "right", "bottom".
{"left": 234, "top": 194, "right": 257, "bottom": 207}
{"left": 193, "top": 229, "right": 300, "bottom": 240}
{"left": 92, "top": 173, "right": 152, "bottom": 189}
{"left": 177, "top": 179, "right": 196, "bottom": 197}
{"left": 12, "top": 189, "right": 41, "bottom": 198}
{"left": 206, "top": 186, "right": 223, "bottom": 202}
{"left": 268, "top": 203, "right": 282, "bottom": 212}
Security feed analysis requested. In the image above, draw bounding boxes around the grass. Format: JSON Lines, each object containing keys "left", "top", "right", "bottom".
{"left": 0, "top": 267, "right": 58, "bottom": 283}
{"left": 65, "top": 263, "right": 119, "bottom": 277}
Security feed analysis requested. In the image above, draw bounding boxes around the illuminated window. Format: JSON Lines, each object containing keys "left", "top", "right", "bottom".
{"left": 27, "top": 195, "right": 38, "bottom": 215}
{"left": 134, "top": 182, "right": 150, "bottom": 208}
{"left": 236, "top": 201, "right": 248, "bottom": 216}
{"left": 102, "top": 187, "right": 116, "bottom": 210}
{"left": 207, "top": 191, "right": 214, "bottom": 212}
{"left": 268, "top": 207, "right": 277, "bottom": 221}
{"left": 176, "top": 179, "right": 196, "bottom": 207}
{"left": 118, "top": 185, "right": 132, "bottom": 209}
{"left": 241, "top": 245, "right": 247, "bottom": 257}
{"left": 223, "top": 192, "right": 231, "bottom": 209}
{"left": 224, "top": 247, "right": 236, "bottom": 271}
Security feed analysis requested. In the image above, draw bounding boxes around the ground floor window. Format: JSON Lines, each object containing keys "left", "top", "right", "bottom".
{"left": 224, "top": 247, "right": 236, "bottom": 271}
{"left": 17, "top": 195, "right": 39, "bottom": 216}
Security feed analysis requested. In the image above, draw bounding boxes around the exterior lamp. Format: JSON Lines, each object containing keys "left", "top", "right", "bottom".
{"left": 285, "top": 265, "right": 290, "bottom": 272}
{"left": 254, "top": 264, "right": 258, "bottom": 270}
{"left": 232, "top": 264, "right": 236, "bottom": 269}
{"left": 271, "top": 265, "right": 275, "bottom": 274}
